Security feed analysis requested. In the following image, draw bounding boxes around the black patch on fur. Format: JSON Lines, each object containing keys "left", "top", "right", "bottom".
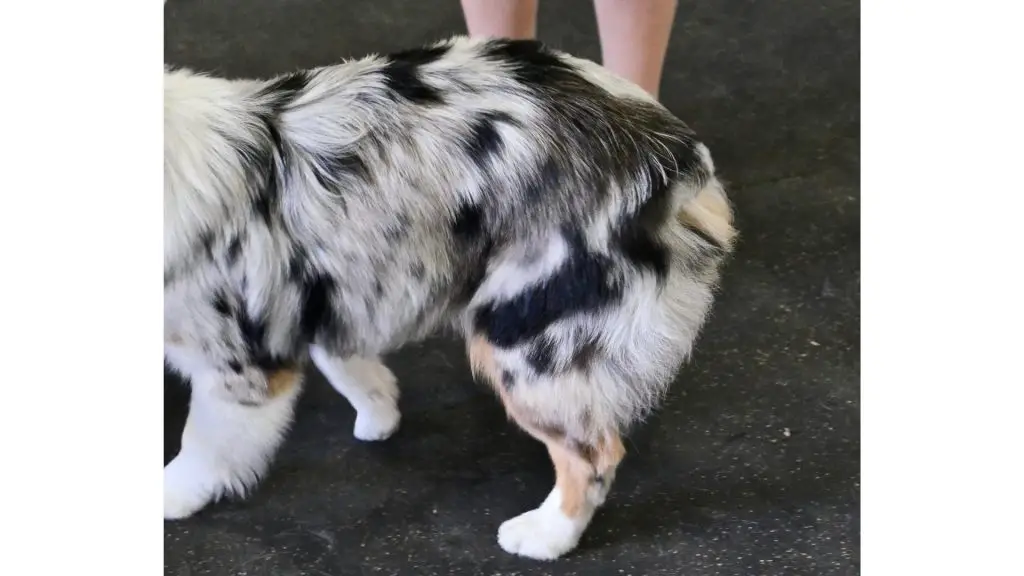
{"left": 521, "top": 157, "right": 564, "bottom": 203}
{"left": 381, "top": 213, "right": 410, "bottom": 242}
{"left": 234, "top": 120, "right": 284, "bottom": 228}
{"left": 373, "top": 279, "right": 385, "bottom": 297}
{"left": 411, "top": 262, "right": 427, "bottom": 281}
{"left": 237, "top": 307, "right": 267, "bottom": 355}
{"left": 198, "top": 230, "right": 216, "bottom": 259}
{"left": 452, "top": 203, "right": 484, "bottom": 240}
{"left": 298, "top": 273, "right": 343, "bottom": 344}
{"left": 257, "top": 70, "right": 310, "bottom": 109}
{"left": 450, "top": 201, "right": 494, "bottom": 305}
{"left": 474, "top": 229, "right": 622, "bottom": 347}
{"left": 570, "top": 338, "right": 601, "bottom": 372}
{"left": 464, "top": 111, "right": 518, "bottom": 167}
{"left": 235, "top": 306, "right": 290, "bottom": 372}
{"left": 227, "top": 360, "right": 243, "bottom": 374}
{"left": 615, "top": 191, "right": 673, "bottom": 280}
{"left": 618, "top": 228, "right": 670, "bottom": 280}
{"left": 454, "top": 261, "right": 490, "bottom": 306}
{"left": 230, "top": 85, "right": 296, "bottom": 228}
{"left": 256, "top": 355, "right": 293, "bottom": 374}
{"left": 241, "top": 73, "right": 307, "bottom": 229}
{"left": 501, "top": 370, "right": 516, "bottom": 391}
{"left": 480, "top": 39, "right": 576, "bottom": 86}
{"left": 526, "top": 337, "right": 556, "bottom": 375}
{"left": 251, "top": 185, "right": 276, "bottom": 226}
{"left": 380, "top": 45, "right": 449, "bottom": 104}
{"left": 310, "top": 150, "right": 369, "bottom": 196}
{"left": 617, "top": 103, "right": 702, "bottom": 186}
{"left": 389, "top": 44, "right": 450, "bottom": 66}
{"left": 226, "top": 235, "right": 243, "bottom": 264}
{"left": 212, "top": 291, "right": 232, "bottom": 316}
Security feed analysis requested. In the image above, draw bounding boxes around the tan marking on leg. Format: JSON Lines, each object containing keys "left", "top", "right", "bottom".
{"left": 546, "top": 441, "right": 592, "bottom": 518}
{"left": 266, "top": 368, "right": 301, "bottom": 398}
{"left": 471, "top": 333, "right": 627, "bottom": 522}
{"left": 468, "top": 335, "right": 501, "bottom": 388}
{"left": 467, "top": 336, "right": 526, "bottom": 424}
{"left": 594, "top": 433, "right": 626, "bottom": 474}
{"left": 541, "top": 432, "right": 626, "bottom": 518}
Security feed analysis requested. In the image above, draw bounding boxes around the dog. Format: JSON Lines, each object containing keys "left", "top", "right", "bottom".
{"left": 164, "top": 35, "right": 736, "bottom": 560}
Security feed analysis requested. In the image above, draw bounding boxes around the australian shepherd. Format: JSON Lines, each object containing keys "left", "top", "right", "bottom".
{"left": 163, "top": 36, "right": 736, "bottom": 560}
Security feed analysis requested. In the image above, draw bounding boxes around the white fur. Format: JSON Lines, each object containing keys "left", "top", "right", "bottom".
{"left": 498, "top": 488, "right": 594, "bottom": 560}
{"left": 164, "top": 371, "right": 303, "bottom": 519}
{"left": 309, "top": 346, "right": 401, "bottom": 441}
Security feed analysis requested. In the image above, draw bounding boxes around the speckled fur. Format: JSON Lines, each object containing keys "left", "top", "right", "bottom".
{"left": 164, "top": 36, "right": 736, "bottom": 558}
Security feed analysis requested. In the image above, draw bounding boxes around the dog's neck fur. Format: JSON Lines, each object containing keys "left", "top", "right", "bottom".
{"left": 164, "top": 68, "right": 268, "bottom": 270}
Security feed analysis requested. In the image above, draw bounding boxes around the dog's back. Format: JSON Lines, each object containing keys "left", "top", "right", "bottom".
{"left": 164, "top": 36, "right": 735, "bottom": 560}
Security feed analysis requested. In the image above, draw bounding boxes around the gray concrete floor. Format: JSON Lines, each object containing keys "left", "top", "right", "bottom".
{"left": 164, "top": 0, "right": 860, "bottom": 574}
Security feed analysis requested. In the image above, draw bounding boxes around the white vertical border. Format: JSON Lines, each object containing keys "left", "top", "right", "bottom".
{"left": 0, "top": 1, "right": 162, "bottom": 573}
{"left": 863, "top": 0, "right": 1023, "bottom": 574}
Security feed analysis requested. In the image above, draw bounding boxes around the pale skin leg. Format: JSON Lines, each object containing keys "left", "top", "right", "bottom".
{"left": 460, "top": 0, "right": 539, "bottom": 39}
{"left": 593, "top": 0, "right": 678, "bottom": 98}
{"left": 459, "top": 0, "right": 678, "bottom": 98}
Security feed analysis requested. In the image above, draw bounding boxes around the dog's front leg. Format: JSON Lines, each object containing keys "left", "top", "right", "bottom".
{"left": 163, "top": 365, "right": 304, "bottom": 520}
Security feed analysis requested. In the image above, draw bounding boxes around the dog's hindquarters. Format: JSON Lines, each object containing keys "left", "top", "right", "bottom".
{"left": 463, "top": 147, "right": 736, "bottom": 560}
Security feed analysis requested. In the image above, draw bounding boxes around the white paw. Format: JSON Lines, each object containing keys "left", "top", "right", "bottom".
{"left": 353, "top": 402, "right": 401, "bottom": 441}
{"left": 163, "top": 456, "right": 215, "bottom": 520}
{"left": 498, "top": 506, "right": 584, "bottom": 560}
{"left": 343, "top": 358, "right": 401, "bottom": 441}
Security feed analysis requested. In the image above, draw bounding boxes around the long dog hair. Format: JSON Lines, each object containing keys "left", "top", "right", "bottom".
{"left": 164, "top": 36, "right": 736, "bottom": 560}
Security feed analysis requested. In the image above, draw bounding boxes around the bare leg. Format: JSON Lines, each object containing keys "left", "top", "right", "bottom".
{"left": 309, "top": 345, "right": 401, "bottom": 441}
{"left": 460, "top": 0, "right": 539, "bottom": 39}
{"left": 594, "top": 0, "right": 678, "bottom": 98}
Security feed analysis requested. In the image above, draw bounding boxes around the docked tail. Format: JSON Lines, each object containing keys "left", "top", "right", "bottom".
{"left": 675, "top": 143, "right": 737, "bottom": 252}
{"left": 677, "top": 176, "right": 737, "bottom": 250}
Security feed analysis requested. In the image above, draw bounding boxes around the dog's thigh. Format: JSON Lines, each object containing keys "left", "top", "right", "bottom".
{"left": 163, "top": 363, "right": 303, "bottom": 520}
{"left": 309, "top": 344, "right": 400, "bottom": 441}
{"left": 462, "top": 230, "right": 706, "bottom": 558}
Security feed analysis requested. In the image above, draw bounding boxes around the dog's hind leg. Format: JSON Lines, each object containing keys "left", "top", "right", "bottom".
{"left": 467, "top": 336, "right": 626, "bottom": 560}
{"left": 309, "top": 345, "right": 401, "bottom": 441}
{"left": 163, "top": 366, "right": 303, "bottom": 520}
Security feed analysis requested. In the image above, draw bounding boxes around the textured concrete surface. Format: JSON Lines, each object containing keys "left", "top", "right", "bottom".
{"left": 164, "top": 0, "right": 859, "bottom": 573}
